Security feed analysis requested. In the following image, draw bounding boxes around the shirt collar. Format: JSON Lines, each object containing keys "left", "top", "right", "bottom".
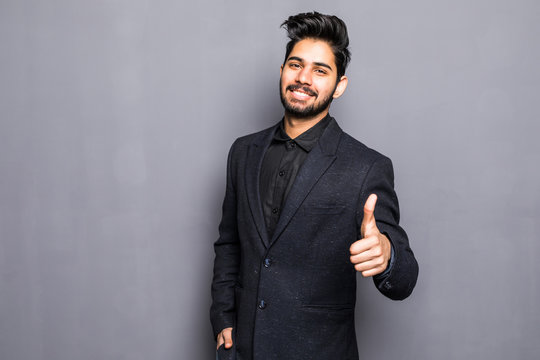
{"left": 274, "top": 114, "right": 332, "bottom": 152}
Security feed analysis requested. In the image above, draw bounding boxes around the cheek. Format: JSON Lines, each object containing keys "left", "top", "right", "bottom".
{"left": 281, "top": 72, "right": 295, "bottom": 85}
{"left": 317, "top": 80, "right": 337, "bottom": 97}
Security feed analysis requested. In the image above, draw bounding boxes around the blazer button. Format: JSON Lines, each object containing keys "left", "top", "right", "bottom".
{"left": 258, "top": 300, "right": 266, "bottom": 309}
{"left": 263, "top": 258, "right": 271, "bottom": 268}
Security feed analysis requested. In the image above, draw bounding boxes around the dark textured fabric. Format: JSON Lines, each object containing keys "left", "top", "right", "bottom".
{"left": 210, "top": 117, "right": 419, "bottom": 360}
{"left": 259, "top": 115, "right": 331, "bottom": 238}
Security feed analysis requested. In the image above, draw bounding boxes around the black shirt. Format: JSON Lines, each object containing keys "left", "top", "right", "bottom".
{"left": 259, "top": 114, "right": 332, "bottom": 238}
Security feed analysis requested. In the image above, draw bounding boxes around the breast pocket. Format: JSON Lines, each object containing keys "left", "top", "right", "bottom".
{"left": 302, "top": 204, "right": 345, "bottom": 215}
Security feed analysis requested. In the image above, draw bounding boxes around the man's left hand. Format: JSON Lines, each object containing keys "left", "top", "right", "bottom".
{"left": 349, "top": 194, "right": 392, "bottom": 277}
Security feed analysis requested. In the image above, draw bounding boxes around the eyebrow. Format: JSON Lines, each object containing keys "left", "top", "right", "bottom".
{"left": 287, "top": 56, "right": 333, "bottom": 71}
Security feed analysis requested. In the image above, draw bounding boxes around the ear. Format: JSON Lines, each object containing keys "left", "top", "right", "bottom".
{"left": 280, "top": 64, "right": 283, "bottom": 77}
{"left": 332, "top": 75, "right": 348, "bottom": 99}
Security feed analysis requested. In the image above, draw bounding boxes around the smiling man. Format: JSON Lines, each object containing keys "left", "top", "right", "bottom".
{"left": 211, "top": 12, "right": 418, "bottom": 360}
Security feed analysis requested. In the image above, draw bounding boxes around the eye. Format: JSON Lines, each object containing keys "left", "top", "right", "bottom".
{"left": 289, "top": 63, "right": 301, "bottom": 69}
{"left": 315, "top": 68, "right": 327, "bottom": 75}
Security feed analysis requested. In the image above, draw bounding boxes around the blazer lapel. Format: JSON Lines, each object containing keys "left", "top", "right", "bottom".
{"left": 244, "top": 125, "right": 278, "bottom": 248}
{"left": 269, "top": 118, "right": 343, "bottom": 246}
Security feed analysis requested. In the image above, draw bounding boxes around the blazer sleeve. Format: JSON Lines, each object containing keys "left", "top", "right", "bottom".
{"left": 210, "top": 141, "right": 241, "bottom": 338}
{"left": 356, "top": 155, "right": 419, "bottom": 300}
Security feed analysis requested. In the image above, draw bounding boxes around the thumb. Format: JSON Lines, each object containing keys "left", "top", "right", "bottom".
{"left": 223, "top": 327, "right": 233, "bottom": 349}
{"left": 361, "top": 194, "right": 378, "bottom": 236}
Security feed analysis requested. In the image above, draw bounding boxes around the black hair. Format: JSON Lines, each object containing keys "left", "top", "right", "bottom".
{"left": 281, "top": 11, "right": 351, "bottom": 79}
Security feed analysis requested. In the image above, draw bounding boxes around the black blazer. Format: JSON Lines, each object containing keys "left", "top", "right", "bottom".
{"left": 211, "top": 117, "right": 418, "bottom": 360}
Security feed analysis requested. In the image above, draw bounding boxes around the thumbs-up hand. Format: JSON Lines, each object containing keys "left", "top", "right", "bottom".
{"left": 350, "top": 194, "right": 392, "bottom": 277}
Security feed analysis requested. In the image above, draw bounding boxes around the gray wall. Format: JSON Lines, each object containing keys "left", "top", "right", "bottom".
{"left": 1, "top": 0, "right": 539, "bottom": 359}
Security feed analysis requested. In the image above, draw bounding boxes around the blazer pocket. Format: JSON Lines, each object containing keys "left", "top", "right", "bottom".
{"left": 216, "top": 343, "right": 236, "bottom": 360}
{"left": 300, "top": 304, "right": 354, "bottom": 312}
{"left": 299, "top": 304, "right": 355, "bottom": 324}
{"left": 303, "top": 205, "right": 345, "bottom": 215}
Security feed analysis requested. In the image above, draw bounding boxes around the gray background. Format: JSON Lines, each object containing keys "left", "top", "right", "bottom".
{"left": 1, "top": 0, "right": 539, "bottom": 359}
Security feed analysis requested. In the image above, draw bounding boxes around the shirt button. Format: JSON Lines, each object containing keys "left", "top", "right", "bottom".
{"left": 278, "top": 170, "right": 285, "bottom": 177}
{"left": 263, "top": 258, "right": 272, "bottom": 268}
{"left": 258, "top": 300, "right": 267, "bottom": 309}
{"left": 272, "top": 208, "right": 279, "bottom": 214}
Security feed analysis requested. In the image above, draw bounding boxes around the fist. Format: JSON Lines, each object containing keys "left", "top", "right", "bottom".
{"left": 349, "top": 194, "right": 391, "bottom": 277}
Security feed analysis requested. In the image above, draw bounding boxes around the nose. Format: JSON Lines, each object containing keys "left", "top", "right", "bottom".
{"left": 296, "top": 66, "right": 312, "bottom": 85}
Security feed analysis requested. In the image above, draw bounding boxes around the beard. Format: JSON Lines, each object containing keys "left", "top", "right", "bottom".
{"left": 279, "top": 78, "right": 336, "bottom": 118}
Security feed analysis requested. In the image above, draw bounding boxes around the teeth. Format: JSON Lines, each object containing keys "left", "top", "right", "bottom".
{"left": 293, "top": 90, "right": 311, "bottom": 97}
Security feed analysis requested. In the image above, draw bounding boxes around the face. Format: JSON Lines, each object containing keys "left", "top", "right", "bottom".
{"left": 280, "top": 38, "right": 347, "bottom": 119}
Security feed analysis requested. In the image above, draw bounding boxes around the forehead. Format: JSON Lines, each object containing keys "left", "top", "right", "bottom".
{"left": 287, "top": 38, "right": 336, "bottom": 69}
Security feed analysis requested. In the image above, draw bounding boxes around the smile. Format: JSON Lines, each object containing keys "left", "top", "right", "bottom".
{"left": 293, "top": 90, "right": 312, "bottom": 98}
{"left": 288, "top": 87, "right": 316, "bottom": 101}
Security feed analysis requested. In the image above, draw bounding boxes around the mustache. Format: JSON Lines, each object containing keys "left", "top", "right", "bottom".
{"left": 286, "top": 84, "right": 317, "bottom": 96}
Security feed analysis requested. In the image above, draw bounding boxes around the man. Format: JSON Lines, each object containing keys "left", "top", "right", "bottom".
{"left": 211, "top": 12, "right": 418, "bottom": 360}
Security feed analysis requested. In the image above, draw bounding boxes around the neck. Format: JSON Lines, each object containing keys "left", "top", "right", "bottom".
{"left": 283, "top": 109, "right": 329, "bottom": 139}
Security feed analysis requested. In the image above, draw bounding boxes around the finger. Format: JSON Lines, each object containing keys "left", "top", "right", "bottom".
{"left": 361, "top": 194, "right": 378, "bottom": 237}
{"left": 216, "top": 333, "right": 224, "bottom": 350}
{"left": 349, "top": 236, "right": 378, "bottom": 255}
{"left": 350, "top": 245, "right": 383, "bottom": 264}
{"left": 361, "top": 265, "right": 387, "bottom": 277}
{"left": 363, "top": 194, "right": 377, "bottom": 224}
{"left": 222, "top": 328, "right": 233, "bottom": 349}
{"left": 353, "top": 257, "right": 387, "bottom": 273}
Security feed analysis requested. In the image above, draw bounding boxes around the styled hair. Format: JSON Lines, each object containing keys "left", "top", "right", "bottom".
{"left": 281, "top": 12, "right": 351, "bottom": 79}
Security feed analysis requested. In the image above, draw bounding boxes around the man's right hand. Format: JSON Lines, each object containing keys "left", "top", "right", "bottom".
{"left": 216, "top": 327, "right": 233, "bottom": 350}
